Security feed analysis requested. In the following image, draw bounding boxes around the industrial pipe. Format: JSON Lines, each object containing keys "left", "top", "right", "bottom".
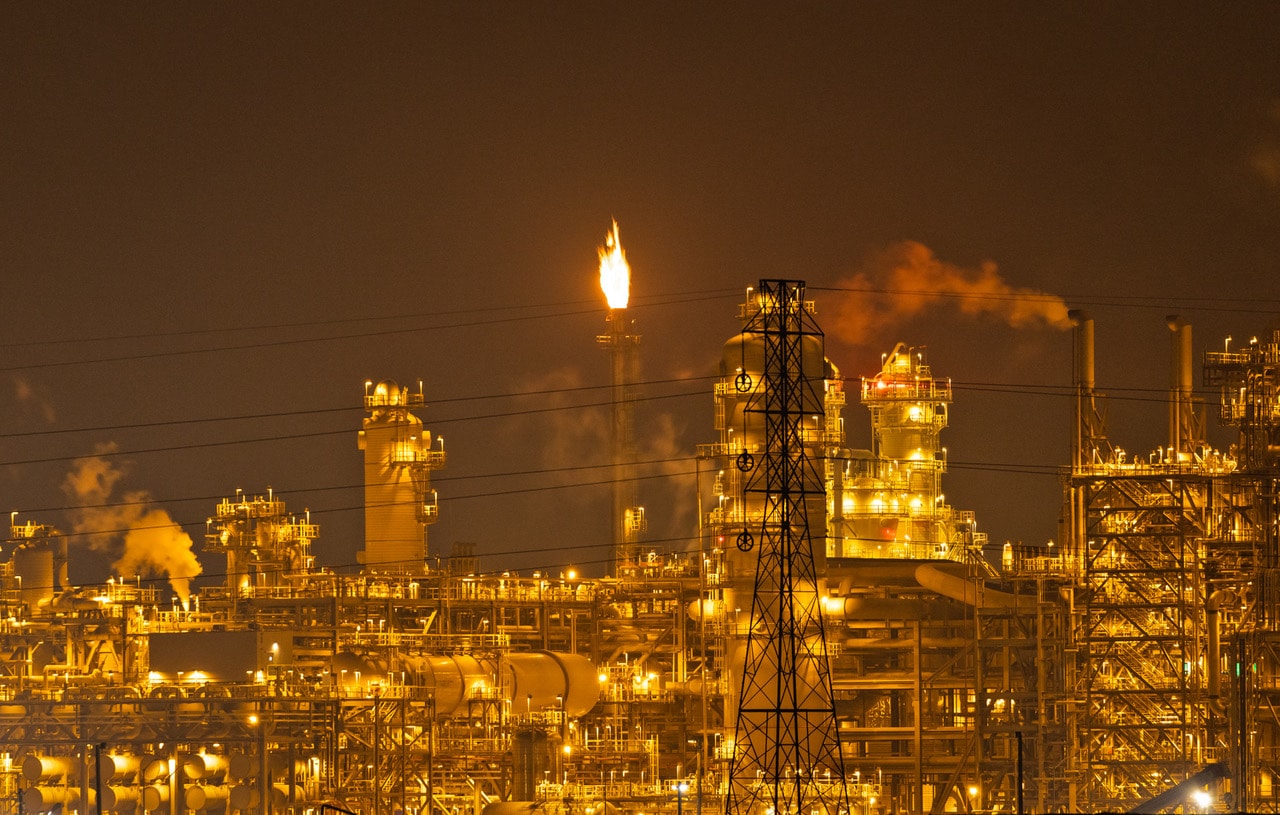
{"left": 504, "top": 651, "right": 600, "bottom": 717}
{"left": 914, "top": 564, "right": 1036, "bottom": 611}
{"left": 1207, "top": 589, "right": 1237, "bottom": 715}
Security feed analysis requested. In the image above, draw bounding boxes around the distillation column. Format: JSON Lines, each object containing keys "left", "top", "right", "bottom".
{"left": 358, "top": 379, "right": 446, "bottom": 572}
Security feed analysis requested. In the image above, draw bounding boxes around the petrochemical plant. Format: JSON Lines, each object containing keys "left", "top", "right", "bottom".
{"left": 0, "top": 260, "right": 1277, "bottom": 815}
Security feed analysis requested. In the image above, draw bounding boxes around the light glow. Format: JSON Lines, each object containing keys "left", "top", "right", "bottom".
{"left": 598, "top": 219, "right": 630, "bottom": 309}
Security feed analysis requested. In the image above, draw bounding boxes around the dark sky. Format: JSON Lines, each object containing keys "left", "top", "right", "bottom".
{"left": 3, "top": 4, "right": 1279, "bottom": 589}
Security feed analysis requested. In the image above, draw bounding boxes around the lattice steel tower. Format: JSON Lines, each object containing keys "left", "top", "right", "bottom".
{"left": 725, "top": 280, "right": 849, "bottom": 815}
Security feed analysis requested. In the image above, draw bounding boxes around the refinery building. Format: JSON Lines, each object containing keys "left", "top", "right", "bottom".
{"left": 0, "top": 275, "right": 1277, "bottom": 815}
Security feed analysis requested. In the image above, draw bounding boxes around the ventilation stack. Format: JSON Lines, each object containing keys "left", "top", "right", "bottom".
{"left": 1166, "top": 315, "right": 1204, "bottom": 461}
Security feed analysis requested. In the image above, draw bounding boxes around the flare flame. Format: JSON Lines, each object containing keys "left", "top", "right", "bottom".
{"left": 598, "top": 219, "right": 630, "bottom": 309}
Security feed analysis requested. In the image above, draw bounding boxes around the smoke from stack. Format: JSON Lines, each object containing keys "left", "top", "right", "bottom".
{"left": 502, "top": 366, "right": 694, "bottom": 564}
{"left": 828, "top": 240, "right": 1072, "bottom": 347}
{"left": 62, "top": 443, "right": 203, "bottom": 605}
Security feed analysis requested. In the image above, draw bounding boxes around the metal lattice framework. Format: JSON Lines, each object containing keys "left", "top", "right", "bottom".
{"left": 1204, "top": 333, "right": 1280, "bottom": 809}
{"left": 1070, "top": 470, "right": 1213, "bottom": 811}
{"left": 725, "top": 280, "right": 849, "bottom": 815}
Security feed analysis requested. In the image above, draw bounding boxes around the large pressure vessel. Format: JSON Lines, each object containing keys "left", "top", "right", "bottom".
{"left": 505, "top": 651, "right": 600, "bottom": 717}
{"left": 359, "top": 380, "right": 439, "bottom": 571}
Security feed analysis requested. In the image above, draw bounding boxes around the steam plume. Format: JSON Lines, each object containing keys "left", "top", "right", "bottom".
{"left": 13, "top": 376, "right": 57, "bottom": 423}
{"left": 828, "top": 240, "right": 1071, "bottom": 347}
{"left": 63, "top": 444, "right": 202, "bottom": 605}
{"left": 503, "top": 367, "right": 694, "bottom": 561}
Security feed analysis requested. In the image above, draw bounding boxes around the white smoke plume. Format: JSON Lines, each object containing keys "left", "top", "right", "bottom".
{"left": 828, "top": 240, "right": 1072, "bottom": 348}
{"left": 63, "top": 443, "right": 202, "bottom": 605}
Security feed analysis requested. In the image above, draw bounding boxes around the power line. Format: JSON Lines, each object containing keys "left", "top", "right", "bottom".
{"left": 6, "top": 282, "right": 1274, "bottom": 374}
{"left": 0, "top": 370, "right": 1233, "bottom": 462}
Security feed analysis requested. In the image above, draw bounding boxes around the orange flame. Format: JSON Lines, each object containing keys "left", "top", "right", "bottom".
{"left": 598, "top": 220, "right": 630, "bottom": 309}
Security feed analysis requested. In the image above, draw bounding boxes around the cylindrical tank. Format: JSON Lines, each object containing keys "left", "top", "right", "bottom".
{"left": 863, "top": 344, "right": 950, "bottom": 462}
{"left": 227, "top": 752, "right": 257, "bottom": 780}
{"left": 719, "top": 331, "right": 830, "bottom": 448}
{"left": 14, "top": 544, "right": 55, "bottom": 607}
{"left": 139, "top": 756, "right": 169, "bottom": 783}
{"left": 266, "top": 753, "right": 307, "bottom": 781}
{"left": 185, "top": 784, "right": 230, "bottom": 811}
{"left": 24, "top": 786, "right": 83, "bottom": 812}
{"left": 404, "top": 654, "right": 491, "bottom": 715}
{"left": 23, "top": 754, "right": 79, "bottom": 783}
{"left": 141, "top": 783, "right": 170, "bottom": 812}
{"left": 103, "top": 784, "right": 141, "bottom": 811}
{"left": 330, "top": 651, "right": 387, "bottom": 692}
{"left": 99, "top": 753, "right": 140, "bottom": 783}
{"left": 227, "top": 784, "right": 258, "bottom": 811}
{"left": 504, "top": 651, "right": 600, "bottom": 717}
{"left": 269, "top": 783, "right": 289, "bottom": 810}
{"left": 183, "top": 753, "right": 227, "bottom": 781}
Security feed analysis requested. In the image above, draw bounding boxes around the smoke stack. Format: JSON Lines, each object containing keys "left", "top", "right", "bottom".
{"left": 1069, "top": 309, "right": 1095, "bottom": 393}
{"left": 1166, "top": 315, "right": 1203, "bottom": 459}
{"left": 1069, "top": 310, "right": 1095, "bottom": 471}
{"left": 595, "top": 221, "right": 643, "bottom": 575}
{"left": 1167, "top": 316, "right": 1191, "bottom": 455}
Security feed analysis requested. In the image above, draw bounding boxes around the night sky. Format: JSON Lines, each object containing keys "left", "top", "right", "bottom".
{"left": 4, "top": 4, "right": 1279, "bottom": 591}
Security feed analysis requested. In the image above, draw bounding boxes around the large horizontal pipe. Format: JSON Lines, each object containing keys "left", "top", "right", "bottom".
{"left": 504, "top": 651, "right": 600, "bottom": 717}
{"left": 842, "top": 637, "right": 975, "bottom": 650}
{"left": 914, "top": 564, "right": 1035, "bottom": 610}
{"left": 825, "top": 596, "right": 961, "bottom": 621}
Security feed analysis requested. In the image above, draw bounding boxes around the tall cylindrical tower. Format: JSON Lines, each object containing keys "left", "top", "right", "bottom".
{"left": 595, "top": 221, "right": 644, "bottom": 574}
{"left": 857, "top": 343, "right": 950, "bottom": 547}
{"left": 358, "top": 379, "right": 445, "bottom": 573}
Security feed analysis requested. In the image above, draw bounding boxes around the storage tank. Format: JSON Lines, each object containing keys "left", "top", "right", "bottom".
{"left": 14, "top": 542, "right": 56, "bottom": 607}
